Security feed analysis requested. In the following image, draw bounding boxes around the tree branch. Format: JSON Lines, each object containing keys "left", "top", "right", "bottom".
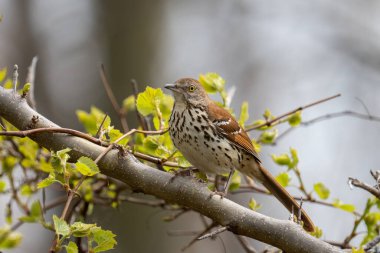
{"left": 0, "top": 87, "right": 343, "bottom": 253}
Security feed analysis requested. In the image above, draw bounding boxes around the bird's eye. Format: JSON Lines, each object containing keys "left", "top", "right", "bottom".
{"left": 188, "top": 85, "right": 196, "bottom": 92}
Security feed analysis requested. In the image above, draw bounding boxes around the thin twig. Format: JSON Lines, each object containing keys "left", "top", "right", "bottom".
{"left": 12, "top": 64, "right": 18, "bottom": 93}
{"left": 182, "top": 222, "right": 216, "bottom": 251}
{"left": 364, "top": 234, "right": 380, "bottom": 251}
{"left": 131, "top": 79, "right": 149, "bottom": 131}
{"left": 245, "top": 94, "right": 341, "bottom": 131}
{"left": 95, "top": 114, "right": 108, "bottom": 139}
{"left": 197, "top": 226, "right": 228, "bottom": 240}
{"left": 348, "top": 177, "right": 380, "bottom": 200}
{"left": 99, "top": 64, "right": 129, "bottom": 133}
{"left": 26, "top": 56, "right": 38, "bottom": 109}
{"left": 0, "top": 127, "right": 107, "bottom": 146}
{"left": 235, "top": 235, "right": 257, "bottom": 253}
{"left": 275, "top": 110, "right": 380, "bottom": 144}
{"left": 233, "top": 184, "right": 362, "bottom": 217}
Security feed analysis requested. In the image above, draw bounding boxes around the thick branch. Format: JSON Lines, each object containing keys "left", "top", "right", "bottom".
{"left": 0, "top": 87, "right": 343, "bottom": 253}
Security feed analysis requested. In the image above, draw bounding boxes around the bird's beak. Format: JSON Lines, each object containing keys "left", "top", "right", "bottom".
{"left": 164, "top": 83, "right": 178, "bottom": 92}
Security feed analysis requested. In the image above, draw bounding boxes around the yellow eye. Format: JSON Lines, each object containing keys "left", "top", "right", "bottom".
{"left": 188, "top": 85, "right": 195, "bottom": 92}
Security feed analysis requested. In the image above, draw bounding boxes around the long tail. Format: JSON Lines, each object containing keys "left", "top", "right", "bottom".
{"left": 254, "top": 165, "right": 315, "bottom": 232}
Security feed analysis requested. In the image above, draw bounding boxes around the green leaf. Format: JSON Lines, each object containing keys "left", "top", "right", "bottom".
{"left": 0, "top": 180, "right": 6, "bottom": 192}
{"left": 3, "top": 79, "right": 12, "bottom": 89}
{"left": 251, "top": 119, "right": 269, "bottom": 131}
{"left": 0, "top": 67, "right": 6, "bottom": 83}
{"left": 288, "top": 111, "right": 302, "bottom": 127}
{"left": 70, "top": 222, "right": 96, "bottom": 237}
{"left": 351, "top": 247, "right": 365, "bottom": 253}
{"left": 136, "top": 86, "right": 164, "bottom": 116}
{"left": 91, "top": 227, "right": 117, "bottom": 252}
{"left": 333, "top": 199, "right": 356, "bottom": 213}
{"left": 289, "top": 148, "right": 299, "bottom": 168}
{"left": 37, "top": 173, "right": 56, "bottom": 189}
{"left": 122, "top": 95, "right": 136, "bottom": 112}
{"left": 30, "top": 201, "right": 42, "bottom": 218}
{"left": 275, "top": 172, "right": 291, "bottom": 187}
{"left": 53, "top": 215, "right": 70, "bottom": 236}
{"left": 313, "top": 182, "right": 330, "bottom": 200}
{"left": 19, "top": 201, "right": 43, "bottom": 222}
{"left": 228, "top": 171, "right": 241, "bottom": 191}
{"left": 108, "top": 128, "right": 129, "bottom": 146}
{"left": 75, "top": 156, "right": 99, "bottom": 176}
{"left": 238, "top": 101, "right": 249, "bottom": 126}
{"left": 248, "top": 198, "right": 261, "bottom": 211}
{"left": 0, "top": 227, "right": 22, "bottom": 249}
{"left": 259, "top": 129, "right": 278, "bottom": 144}
{"left": 20, "top": 184, "right": 33, "bottom": 196}
{"left": 271, "top": 154, "right": 291, "bottom": 166}
{"left": 65, "top": 241, "right": 78, "bottom": 253}
{"left": 310, "top": 226, "right": 323, "bottom": 238}
{"left": 263, "top": 109, "right": 273, "bottom": 120}
{"left": 76, "top": 107, "right": 110, "bottom": 136}
{"left": 198, "top": 73, "right": 225, "bottom": 93}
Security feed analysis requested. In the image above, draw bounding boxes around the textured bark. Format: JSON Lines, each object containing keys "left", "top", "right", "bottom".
{"left": 0, "top": 87, "right": 343, "bottom": 253}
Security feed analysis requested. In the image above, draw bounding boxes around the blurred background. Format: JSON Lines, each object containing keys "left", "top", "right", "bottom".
{"left": 1, "top": 0, "right": 380, "bottom": 252}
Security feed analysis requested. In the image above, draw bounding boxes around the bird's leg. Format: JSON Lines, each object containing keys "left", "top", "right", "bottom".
{"left": 210, "top": 169, "right": 235, "bottom": 198}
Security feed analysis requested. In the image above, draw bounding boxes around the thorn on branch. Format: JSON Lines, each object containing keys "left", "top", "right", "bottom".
{"left": 12, "top": 64, "right": 18, "bottom": 93}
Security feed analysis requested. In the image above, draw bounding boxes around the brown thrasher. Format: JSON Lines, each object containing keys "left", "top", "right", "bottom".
{"left": 165, "top": 78, "right": 315, "bottom": 232}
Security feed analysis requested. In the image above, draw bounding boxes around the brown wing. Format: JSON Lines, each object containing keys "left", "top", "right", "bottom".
{"left": 207, "top": 102, "right": 261, "bottom": 162}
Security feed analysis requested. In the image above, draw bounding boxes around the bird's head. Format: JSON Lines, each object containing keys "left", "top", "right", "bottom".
{"left": 165, "top": 78, "right": 208, "bottom": 106}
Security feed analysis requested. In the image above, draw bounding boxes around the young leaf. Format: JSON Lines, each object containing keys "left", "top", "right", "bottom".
{"left": 275, "top": 172, "right": 291, "bottom": 187}
{"left": 65, "top": 241, "right": 78, "bottom": 253}
{"left": 122, "top": 95, "right": 136, "bottom": 112}
{"left": 313, "top": 182, "right": 330, "bottom": 200}
{"left": 22, "top": 83, "right": 31, "bottom": 96}
{"left": 289, "top": 148, "right": 299, "bottom": 168}
{"left": 309, "top": 226, "right": 323, "bottom": 238}
{"left": 30, "top": 201, "right": 42, "bottom": 218}
{"left": 198, "top": 73, "right": 225, "bottom": 93}
{"left": 228, "top": 171, "right": 241, "bottom": 191}
{"left": 91, "top": 227, "right": 117, "bottom": 252}
{"left": 0, "top": 67, "right": 6, "bottom": 83}
{"left": 53, "top": 215, "right": 70, "bottom": 236}
{"left": 332, "top": 199, "right": 356, "bottom": 213}
{"left": 238, "top": 101, "right": 249, "bottom": 126}
{"left": 136, "top": 87, "right": 164, "bottom": 116}
{"left": 271, "top": 154, "right": 291, "bottom": 166}
{"left": 0, "top": 180, "right": 6, "bottom": 192}
{"left": 70, "top": 222, "right": 96, "bottom": 237}
{"left": 259, "top": 129, "right": 278, "bottom": 144}
{"left": 0, "top": 227, "right": 22, "bottom": 249}
{"left": 288, "top": 111, "right": 302, "bottom": 127}
{"left": 20, "top": 185, "right": 33, "bottom": 196}
{"left": 248, "top": 198, "right": 261, "bottom": 211}
{"left": 75, "top": 156, "right": 100, "bottom": 176}
{"left": 37, "top": 173, "right": 56, "bottom": 189}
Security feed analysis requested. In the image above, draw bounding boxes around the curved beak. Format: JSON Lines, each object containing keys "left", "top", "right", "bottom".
{"left": 164, "top": 83, "right": 178, "bottom": 92}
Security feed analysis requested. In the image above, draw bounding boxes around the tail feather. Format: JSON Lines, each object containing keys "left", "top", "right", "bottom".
{"left": 255, "top": 165, "right": 315, "bottom": 232}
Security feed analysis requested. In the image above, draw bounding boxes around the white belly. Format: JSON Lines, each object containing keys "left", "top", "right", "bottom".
{"left": 169, "top": 106, "right": 241, "bottom": 175}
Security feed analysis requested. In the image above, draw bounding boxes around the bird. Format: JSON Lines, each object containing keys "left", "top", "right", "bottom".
{"left": 164, "top": 77, "right": 315, "bottom": 232}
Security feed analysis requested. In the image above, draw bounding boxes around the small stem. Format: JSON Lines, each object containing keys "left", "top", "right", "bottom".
{"left": 245, "top": 94, "right": 341, "bottom": 131}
